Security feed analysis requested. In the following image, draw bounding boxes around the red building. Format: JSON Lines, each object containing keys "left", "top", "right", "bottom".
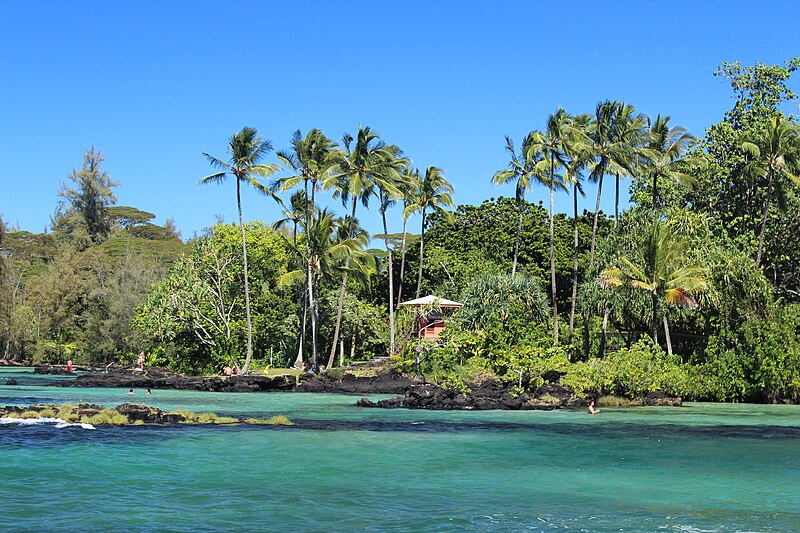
{"left": 399, "top": 295, "right": 463, "bottom": 339}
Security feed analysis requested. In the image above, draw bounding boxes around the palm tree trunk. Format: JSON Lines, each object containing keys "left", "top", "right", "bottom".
{"left": 294, "top": 177, "right": 312, "bottom": 369}
{"left": 663, "top": 315, "right": 673, "bottom": 356}
{"left": 512, "top": 197, "right": 523, "bottom": 277}
{"left": 293, "top": 289, "right": 307, "bottom": 368}
{"left": 568, "top": 183, "right": 580, "bottom": 348}
{"left": 651, "top": 293, "right": 659, "bottom": 345}
{"left": 236, "top": 178, "right": 254, "bottom": 374}
{"left": 589, "top": 175, "right": 605, "bottom": 270}
{"left": 549, "top": 164, "right": 559, "bottom": 342}
{"left": 598, "top": 309, "right": 609, "bottom": 358}
{"left": 415, "top": 209, "right": 427, "bottom": 299}
{"left": 308, "top": 262, "right": 318, "bottom": 369}
{"left": 328, "top": 197, "right": 357, "bottom": 370}
{"left": 381, "top": 203, "right": 396, "bottom": 355}
{"left": 397, "top": 218, "right": 408, "bottom": 307}
{"left": 614, "top": 174, "right": 620, "bottom": 227}
{"left": 756, "top": 170, "right": 775, "bottom": 267}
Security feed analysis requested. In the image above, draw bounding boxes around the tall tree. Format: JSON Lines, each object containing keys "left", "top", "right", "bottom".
{"left": 610, "top": 104, "right": 645, "bottom": 226}
{"left": 642, "top": 115, "right": 704, "bottom": 210}
{"left": 276, "top": 129, "right": 337, "bottom": 367}
{"left": 491, "top": 133, "right": 545, "bottom": 276}
{"left": 531, "top": 108, "right": 571, "bottom": 341}
{"left": 326, "top": 126, "right": 403, "bottom": 369}
{"left": 278, "top": 209, "right": 371, "bottom": 368}
{"left": 580, "top": 101, "right": 635, "bottom": 269}
{"left": 396, "top": 167, "right": 421, "bottom": 307}
{"left": 376, "top": 147, "right": 410, "bottom": 355}
{"left": 406, "top": 166, "right": 455, "bottom": 299}
{"left": 56, "top": 146, "right": 119, "bottom": 244}
{"left": 200, "top": 127, "right": 279, "bottom": 373}
{"left": 740, "top": 115, "right": 800, "bottom": 266}
{"left": 564, "top": 113, "right": 591, "bottom": 345}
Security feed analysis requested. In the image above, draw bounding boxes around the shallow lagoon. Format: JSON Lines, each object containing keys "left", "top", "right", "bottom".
{"left": 1, "top": 367, "right": 798, "bottom": 532}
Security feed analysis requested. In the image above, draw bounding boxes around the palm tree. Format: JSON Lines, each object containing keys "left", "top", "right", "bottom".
{"left": 273, "top": 190, "right": 309, "bottom": 246}
{"left": 405, "top": 166, "right": 455, "bottom": 299}
{"left": 275, "top": 129, "right": 337, "bottom": 367}
{"left": 531, "top": 108, "right": 571, "bottom": 341}
{"left": 600, "top": 220, "right": 708, "bottom": 346}
{"left": 563, "top": 113, "right": 591, "bottom": 345}
{"left": 376, "top": 147, "right": 410, "bottom": 355}
{"left": 491, "top": 133, "right": 545, "bottom": 276}
{"left": 326, "top": 126, "right": 403, "bottom": 369}
{"left": 577, "top": 101, "right": 641, "bottom": 271}
{"left": 272, "top": 190, "right": 312, "bottom": 366}
{"left": 278, "top": 210, "right": 372, "bottom": 368}
{"left": 740, "top": 115, "right": 800, "bottom": 266}
{"left": 610, "top": 104, "right": 646, "bottom": 226}
{"left": 396, "top": 167, "right": 422, "bottom": 307}
{"left": 200, "top": 127, "right": 279, "bottom": 373}
{"left": 642, "top": 115, "right": 705, "bottom": 210}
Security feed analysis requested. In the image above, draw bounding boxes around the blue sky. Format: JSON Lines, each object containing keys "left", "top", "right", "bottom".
{"left": 1, "top": 1, "right": 798, "bottom": 240}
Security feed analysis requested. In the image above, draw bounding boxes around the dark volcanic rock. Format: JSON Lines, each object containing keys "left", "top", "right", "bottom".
{"left": 296, "top": 368, "right": 417, "bottom": 394}
{"left": 641, "top": 391, "right": 682, "bottom": 406}
{"left": 358, "top": 380, "right": 588, "bottom": 411}
{"left": 34, "top": 366, "right": 74, "bottom": 375}
{"left": 115, "top": 403, "right": 184, "bottom": 424}
{"left": 5, "top": 378, "right": 17, "bottom": 385}
{"left": 52, "top": 366, "right": 296, "bottom": 393}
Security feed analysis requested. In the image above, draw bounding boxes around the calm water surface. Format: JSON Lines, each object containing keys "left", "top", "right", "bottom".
{"left": 1, "top": 367, "right": 799, "bottom": 532}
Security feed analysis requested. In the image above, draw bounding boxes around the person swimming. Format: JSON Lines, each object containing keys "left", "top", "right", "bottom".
{"left": 128, "top": 389, "right": 134, "bottom": 395}
{"left": 587, "top": 400, "right": 600, "bottom": 415}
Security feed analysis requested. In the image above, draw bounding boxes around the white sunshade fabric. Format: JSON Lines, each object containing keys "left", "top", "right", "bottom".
{"left": 398, "top": 295, "right": 463, "bottom": 308}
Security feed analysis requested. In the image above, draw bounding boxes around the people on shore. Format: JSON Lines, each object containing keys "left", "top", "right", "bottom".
{"left": 587, "top": 400, "right": 600, "bottom": 415}
{"left": 223, "top": 366, "right": 233, "bottom": 376}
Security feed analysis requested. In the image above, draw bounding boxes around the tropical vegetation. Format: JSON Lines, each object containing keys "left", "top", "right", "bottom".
{"left": 3, "top": 57, "right": 800, "bottom": 403}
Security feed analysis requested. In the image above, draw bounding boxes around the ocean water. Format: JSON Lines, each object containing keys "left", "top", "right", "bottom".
{"left": 1, "top": 368, "right": 799, "bottom": 532}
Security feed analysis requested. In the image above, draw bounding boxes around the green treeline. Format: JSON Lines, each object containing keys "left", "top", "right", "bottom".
{"left": 2, "top": 58, "right": 800, "bottom": 402}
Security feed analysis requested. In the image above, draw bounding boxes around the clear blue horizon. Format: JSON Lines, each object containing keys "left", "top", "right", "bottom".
{"left": 2, "top": 1, "right": 798, "bottom": 240}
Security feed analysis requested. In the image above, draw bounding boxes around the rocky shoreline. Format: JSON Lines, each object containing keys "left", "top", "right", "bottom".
{"left": 357, "top": 382, "right": 682, "bottom": 410}
{"left": 38, "top": 364, "right": 682, "bottom": 410}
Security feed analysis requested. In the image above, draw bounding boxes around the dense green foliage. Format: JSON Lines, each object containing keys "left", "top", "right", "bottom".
{"left": 3, "top": 58, "right": 800, "bottom": 403}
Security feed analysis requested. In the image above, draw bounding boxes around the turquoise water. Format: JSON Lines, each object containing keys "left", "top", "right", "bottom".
{"left": 1, "top": 368, "right": 799, "bottom": 532}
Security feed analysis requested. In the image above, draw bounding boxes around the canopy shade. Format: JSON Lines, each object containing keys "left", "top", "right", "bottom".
{"left": 398, "top": 295, "right": 463, "bottom": 308}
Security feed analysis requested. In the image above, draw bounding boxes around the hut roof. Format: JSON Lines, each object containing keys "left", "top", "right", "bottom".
{"left": 398, "top": 295, "right": 463, "bottom": 308}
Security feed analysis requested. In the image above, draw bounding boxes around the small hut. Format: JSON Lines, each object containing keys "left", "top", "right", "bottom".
{"left": 399, "top": 295, "right": 463, "bottom": 339}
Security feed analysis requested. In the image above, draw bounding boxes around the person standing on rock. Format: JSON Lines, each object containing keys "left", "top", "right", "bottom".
{"left": 66, "top": 359, "right": 73, "bottom": 373}
{"left": 137, "top": 351, "right": 145, "bottom": 370}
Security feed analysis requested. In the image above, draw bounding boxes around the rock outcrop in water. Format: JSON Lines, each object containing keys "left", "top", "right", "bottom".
{"left": 0, "top": 403, "right": 293, "bottom": 426}
{"left": 34, "top": 366, "right": 75, "bottom": 375}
